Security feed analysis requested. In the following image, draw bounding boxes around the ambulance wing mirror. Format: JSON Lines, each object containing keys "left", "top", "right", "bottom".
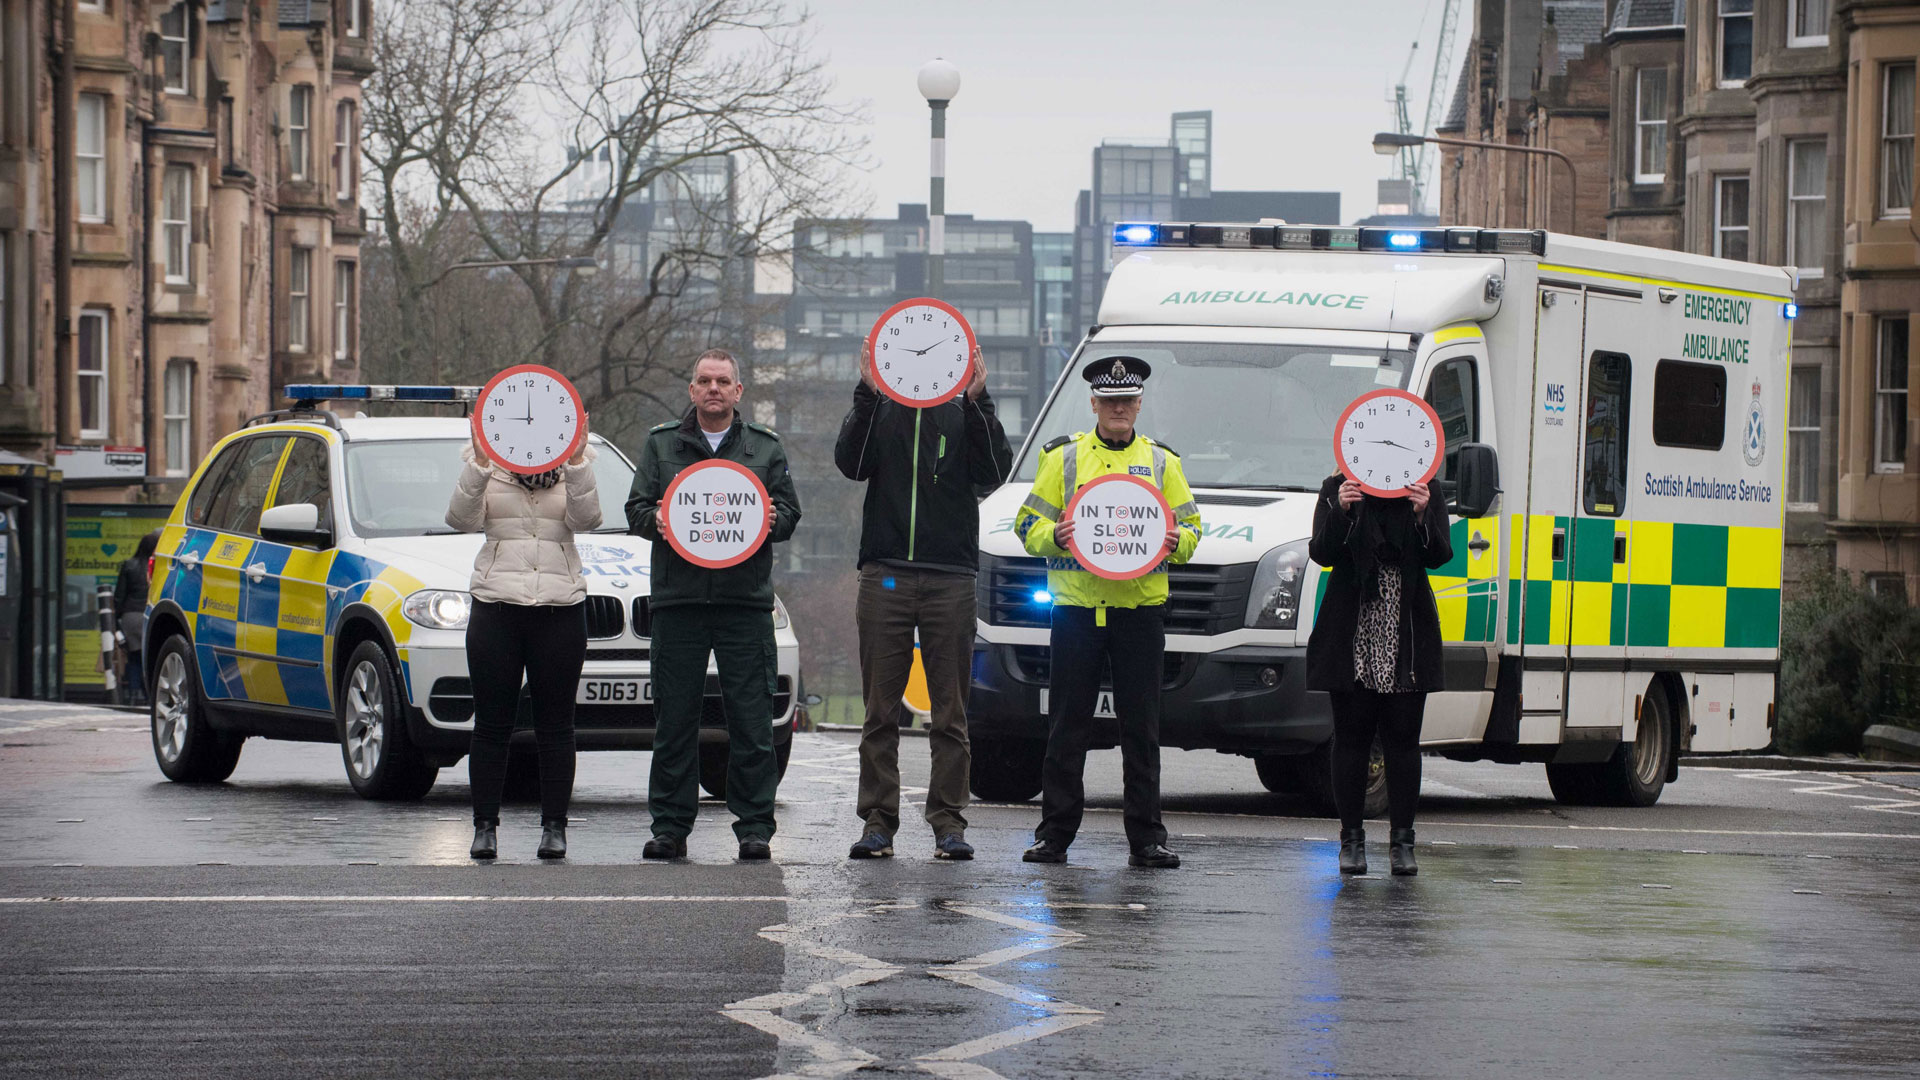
{"left": 260, "top": 502, "right": 334, "bottom": 549}
{"left": 1447, "top": 444, "right": 1500, "bottom": 519}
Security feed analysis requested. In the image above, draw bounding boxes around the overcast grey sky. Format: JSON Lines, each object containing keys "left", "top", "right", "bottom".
{"left": 804, "top": 0, "right": 1474, "bottom": 231}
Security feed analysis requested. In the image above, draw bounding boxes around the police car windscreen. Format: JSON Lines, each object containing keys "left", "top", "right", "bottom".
{"left": 1016, "top": 343, "right": 1413, "bottom": 489}
{"left": 344, "top": 439, "right": 636, "bottom": 537}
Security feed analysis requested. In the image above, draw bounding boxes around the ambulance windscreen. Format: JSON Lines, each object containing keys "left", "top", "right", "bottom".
{"left": 344, "top": 438, "right": 636, "bottom": 537}
{"left": 1016, "top": 342, "right": 1413, "bottom": 489}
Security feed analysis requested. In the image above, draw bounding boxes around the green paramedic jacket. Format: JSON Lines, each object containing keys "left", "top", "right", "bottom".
{"left": 1014, "top": 429, "right": 1203, "bottom": 611}
{"left": 624, "top": 409, "right": 801, "bottom": 611}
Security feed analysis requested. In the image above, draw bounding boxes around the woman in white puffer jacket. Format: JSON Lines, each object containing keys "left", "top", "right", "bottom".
{"left": 446, "top": 425, "right": 600, "bottom": 861}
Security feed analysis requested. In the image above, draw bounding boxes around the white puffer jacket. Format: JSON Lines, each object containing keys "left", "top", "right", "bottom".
{"left": 445, "top": 446, "right": 602, "bottom": 606}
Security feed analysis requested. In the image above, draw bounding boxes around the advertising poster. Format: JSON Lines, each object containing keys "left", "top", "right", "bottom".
{"left": 64, "top": 505, "right": 171, "bottom": 689}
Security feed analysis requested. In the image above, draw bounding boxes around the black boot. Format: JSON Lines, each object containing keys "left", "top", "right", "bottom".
{"left": 537, "top": 822, "right": 567, "bottom": 860}
{"left": 1338, "top": 828, "right": 1367, "bottom": 876}
{"left": 1389, "top": 828, "right": 1417, "bottom": 876}
{"left": 470, "top": 823, "right": 497, "bottom": 860}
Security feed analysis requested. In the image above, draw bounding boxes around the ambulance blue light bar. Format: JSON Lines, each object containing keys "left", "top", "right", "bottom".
{"left": 1111, "top": 222, "right": 1546, "bottom": 256}
{"left": 284, "top": 384, "right": 481, "bottom": 403}
{"left": 1784, "top": 302, "right": 1799, "bottom": 320}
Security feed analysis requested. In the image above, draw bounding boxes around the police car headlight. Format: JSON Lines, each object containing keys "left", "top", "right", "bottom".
{"left": 773, "top": 596, "right": 791, "bottom": 630}
{"left": 1245, "top": 541, "right": 1310, "bottom": 630}
{"left": 403, "top": 589, "right": 473, "bottom": 630}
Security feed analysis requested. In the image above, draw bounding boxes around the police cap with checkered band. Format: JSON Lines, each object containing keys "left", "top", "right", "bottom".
{"left": 1082, "top": 355, "right": 1151, "bottom": 398}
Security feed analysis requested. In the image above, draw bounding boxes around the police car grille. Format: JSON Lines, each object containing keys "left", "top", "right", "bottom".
{"left": 630, "top": 597, "right": 653, "bottom": 639}
{"left": 980, "top": 555, "right": 1255, "bottom": 636}
{"left": 583, "top": 596, "right": 625, "bottom": 639}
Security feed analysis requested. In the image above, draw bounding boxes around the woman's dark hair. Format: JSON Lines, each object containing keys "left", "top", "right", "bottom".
{"left": 133, "top": 529, "right": 162, "bottom": 563}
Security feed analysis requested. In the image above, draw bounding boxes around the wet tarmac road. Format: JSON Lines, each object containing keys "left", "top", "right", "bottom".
{"left": 3, "top": 701, "right": 1918, "bottom": 1078}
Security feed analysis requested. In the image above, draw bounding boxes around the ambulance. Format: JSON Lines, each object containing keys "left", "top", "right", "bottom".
{"left": 968, "top": 223, "right": 1794, "bottom": 810}
{"left": 142, "top": 387, "right": 802, "bottom": 801}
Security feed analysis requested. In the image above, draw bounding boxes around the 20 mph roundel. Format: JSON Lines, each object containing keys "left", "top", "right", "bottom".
{"left": 1064, "top": 473, "right": 1175, "bottom": 581}
{"left": 1334, "top": 389, "right": 1445, "bottom": 498}
{"left": 660, "top": 459, "right": 773, "bottom": 569}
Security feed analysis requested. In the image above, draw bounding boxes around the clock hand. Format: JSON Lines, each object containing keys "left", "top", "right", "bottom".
{"left": 1369, "top": 439, "right": 1413, "bottom": 452}
{"left": 907, "top": 341, "right": 939, "bottom": 356}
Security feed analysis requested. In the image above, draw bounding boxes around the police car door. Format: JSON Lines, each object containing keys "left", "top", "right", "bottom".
{"left": 189, "top": 434, "right": 291, "bottom": 703}
{"left": 248, "top": 434, "right": 337, "bottom": 714}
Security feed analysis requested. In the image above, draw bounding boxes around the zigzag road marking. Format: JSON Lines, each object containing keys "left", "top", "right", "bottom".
{"left": 1730, "top": 770, "right": 1920, "bottom": 816}
{"left": 724, "top": 898, "right": 1125, "bottom": 1080}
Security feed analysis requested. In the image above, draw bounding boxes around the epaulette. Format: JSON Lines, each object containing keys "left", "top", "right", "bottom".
{"left": 649, "top": 420, "right": 679, "bottom": 433}
{"left": 1042, "top": 435, "right": 1072, "bottom": 453}
{"left": 1149, "top": 438, "right": 1180, "bottom": 457}
{"left": 747, "top": 422, "right": 781, "bottom": 440}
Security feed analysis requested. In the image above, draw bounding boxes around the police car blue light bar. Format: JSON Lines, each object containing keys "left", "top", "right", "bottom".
{"left": 1032, "top": 589, "right": 1053, "bottom": 605}
{"left": 1110, "top": 222, "right": 1546, "bottom": 256}
{"left": 284, "top": 384, "right": 482, "bottom": 403}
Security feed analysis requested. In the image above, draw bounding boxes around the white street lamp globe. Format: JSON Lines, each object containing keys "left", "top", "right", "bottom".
{"left": 917, "top": 58, "right": 961, "bottom": 102}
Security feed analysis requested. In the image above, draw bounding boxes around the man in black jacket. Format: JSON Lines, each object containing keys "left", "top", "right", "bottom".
{"left": 627, "top": 349, "right": 802, "bottom": 861}
{"left": 835, "top": 343, "right": 1012, "bottom": 860}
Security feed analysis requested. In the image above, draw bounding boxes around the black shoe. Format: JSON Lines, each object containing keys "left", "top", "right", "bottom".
{"left": 934, "top": 834, "right": 975, "bottom": 861}
{"left": 848, "top": 832, "right": 894, "bottom": 859}
{"left": 537, "top": 823, "right": 567, "bottom": 860}
{"left": 1339, "top": 828, "right": 1367, "bottom": 876}
{"left": 642, "top": 834, "right": 687, "bottom": 860}
{"left": 1022, "top": 839, "right": 1069, "bottom": 864}
{"left": 470, "top": 823, "right": 497, "bottom": 860}
{"left": 1128, "top": 843, "right": 1181, "bottom": 869}
{"left": 739, "top": 838, "right": 772, "bottom": 861}
{"left": 1389, "top": 828, "right": 1418, "bottom": 876}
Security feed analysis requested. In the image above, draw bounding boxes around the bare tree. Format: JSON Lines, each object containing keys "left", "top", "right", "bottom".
{"left": 361, "top": 0, "right": 867, "bottom": 443}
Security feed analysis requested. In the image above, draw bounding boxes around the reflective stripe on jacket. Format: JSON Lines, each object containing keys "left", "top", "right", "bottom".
{"left": 1014, "top": 430, "right": 1202, "bottom": 611}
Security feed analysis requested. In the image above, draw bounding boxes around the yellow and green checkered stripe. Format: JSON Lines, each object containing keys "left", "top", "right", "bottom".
{"left": 1312, "top": 517, "right": 1501, "bottom": 644}
{"left": 1505, "top": 514, "right": 1781, "bottom": 648}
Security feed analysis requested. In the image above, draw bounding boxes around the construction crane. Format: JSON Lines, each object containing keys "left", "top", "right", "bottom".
{"left": 1386, "top": 0, "right": 1459, "bottom": 214}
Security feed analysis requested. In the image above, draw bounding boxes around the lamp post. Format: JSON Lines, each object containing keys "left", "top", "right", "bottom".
{"left": 918, "top": 58, "right": 960, "bottom": 296}
{"left": 1372, "top": 131, "right": 1580, "bottom": 234}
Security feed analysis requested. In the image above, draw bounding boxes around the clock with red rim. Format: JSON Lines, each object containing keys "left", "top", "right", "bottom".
{"left": 473, "top": 364, "right": 586, "bottom": 474}
{"left": 1334, "top": 389, "right": 1445, "bottom": 497}
{"left": 865, "top": 297, "right": 976, "bottom": 407}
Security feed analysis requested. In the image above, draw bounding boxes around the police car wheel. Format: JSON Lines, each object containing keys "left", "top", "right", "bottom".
{"left": 337, "top": 640, "right": 438, "bottom": 801}
{"left": 694, "top": 737, "right": 792, "bottom": 800}
{"left": 149, "top": 635, "right": 243, "bottom": 783}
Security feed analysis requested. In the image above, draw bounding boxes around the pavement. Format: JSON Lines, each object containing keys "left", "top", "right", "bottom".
{"left": 3, "top": 699, "right": 1919, "bottom": 1078}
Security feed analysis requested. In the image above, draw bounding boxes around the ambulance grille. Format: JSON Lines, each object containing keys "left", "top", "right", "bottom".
{"left": 978, "top": 555, "right": 1255, "bottom": 636}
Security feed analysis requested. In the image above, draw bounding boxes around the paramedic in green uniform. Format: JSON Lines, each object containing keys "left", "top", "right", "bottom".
{"left": 1013, "top": 357, "right": 1202, "bottom": 868}
{"left": 626, "top": 349, "right": 801, "bottom": 861}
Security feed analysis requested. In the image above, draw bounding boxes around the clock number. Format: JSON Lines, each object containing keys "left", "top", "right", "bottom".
{"left": 563, "top": 415, "right": 572, "bottom": 424}
{"left": 914, "top": 384, "right": 921, "bottom": 393}
{"left": 1353, "top": 420, "right": 1365, "bottom": 430}
{"left": 488, "top": 413, "right": 496, "bottom": 422}
{"left": 882, "top": 361, "right": 891, "bottom": 370}
{"left": 491, "top": 432, "right": 500, "bottom": 442}
{"left": 1347, "top": 436, "right": 1355, "bottom": 445}
{"left": 880, "top": 341, "right": 888, "bottom": 351}
{"left": 953, "top": 335, "right": 960, "bottom": 343}
{"left": 888, "top": 327, "right": 900, "bottom": 336}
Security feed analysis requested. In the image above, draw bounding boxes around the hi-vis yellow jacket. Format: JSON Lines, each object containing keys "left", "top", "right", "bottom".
{"left": 1015, "top": 430, "right": 1203, "bottom": 614}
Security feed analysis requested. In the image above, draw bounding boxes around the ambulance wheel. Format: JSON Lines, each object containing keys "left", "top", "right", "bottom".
{"left": 338, "top": 641, "right": 438, "bottom": 801}
{"left": 696, "top": 737, "right": 792, "bottom": 799}
{"left": 150, "top": 635, "right": 243, "bottom": 783}
{"left": 1284, "top": 739, "right": 1388, "bottom": 820}
{"left": 1597, "top": 684, "right": 1673, "bottom": 807}
{"left": 968, "top": 738, "right": 1044, "bottom": 803}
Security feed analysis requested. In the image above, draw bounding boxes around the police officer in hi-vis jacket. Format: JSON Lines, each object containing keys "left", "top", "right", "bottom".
{"left": 1012, "top": 357, "right": 1202, "bottom": 868}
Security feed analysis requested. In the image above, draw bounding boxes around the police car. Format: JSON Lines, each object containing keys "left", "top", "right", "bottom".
{"left": 143, "top": 385, "right": 802, "bottom": 799}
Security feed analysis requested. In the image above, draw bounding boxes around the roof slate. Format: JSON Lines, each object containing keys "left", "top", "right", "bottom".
{"left": 1611, "top": 0, "right": 1687, "bottom": 32}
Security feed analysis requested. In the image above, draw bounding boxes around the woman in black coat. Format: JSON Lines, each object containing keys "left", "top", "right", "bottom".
{"left": 113, "top": 530, "right": 162, "bottom": 707}
{"left": 1306, "top": 473, "right": 1452, "bottom": 876}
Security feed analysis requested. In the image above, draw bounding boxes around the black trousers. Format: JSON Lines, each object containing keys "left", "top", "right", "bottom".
{"left": 1038, "top": 604, "right": 1167, "bottom": 850}
{"left": 1328, "top": 688, "right": 1427, "bottom": 832}
{"left": 466, "top": 599, "right": 587, "bottom": 826}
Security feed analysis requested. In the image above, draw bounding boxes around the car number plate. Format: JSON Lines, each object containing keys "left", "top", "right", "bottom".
{"left": 577, "top": 679, "right": 651, "bottom": 705}
{"left": 1037, "top": 689, "right": 1118, "bottom": 719}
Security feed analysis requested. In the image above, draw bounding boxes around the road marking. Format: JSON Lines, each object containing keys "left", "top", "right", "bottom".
{"left": 1416, "top": 821, "right": 1920, "bottom": 841}
{"left": 723, "top": 898, "right": 1120, "bottom": 1080}
{"left": 1728, "top": 771, "right": 1920, "bottom": 816}
{"left": 0, "top": 894, "right": 827, "bottom": 905}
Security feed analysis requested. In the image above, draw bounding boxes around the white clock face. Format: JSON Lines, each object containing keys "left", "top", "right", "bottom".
{"left": 475, "top": 365, "right": 584, "bottom": 474}
{"left": 1336, "top": 389, "right": 1444, "bottom": 496}
{"left": 867, "top": 297, "right": 974, "bottom": 407}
